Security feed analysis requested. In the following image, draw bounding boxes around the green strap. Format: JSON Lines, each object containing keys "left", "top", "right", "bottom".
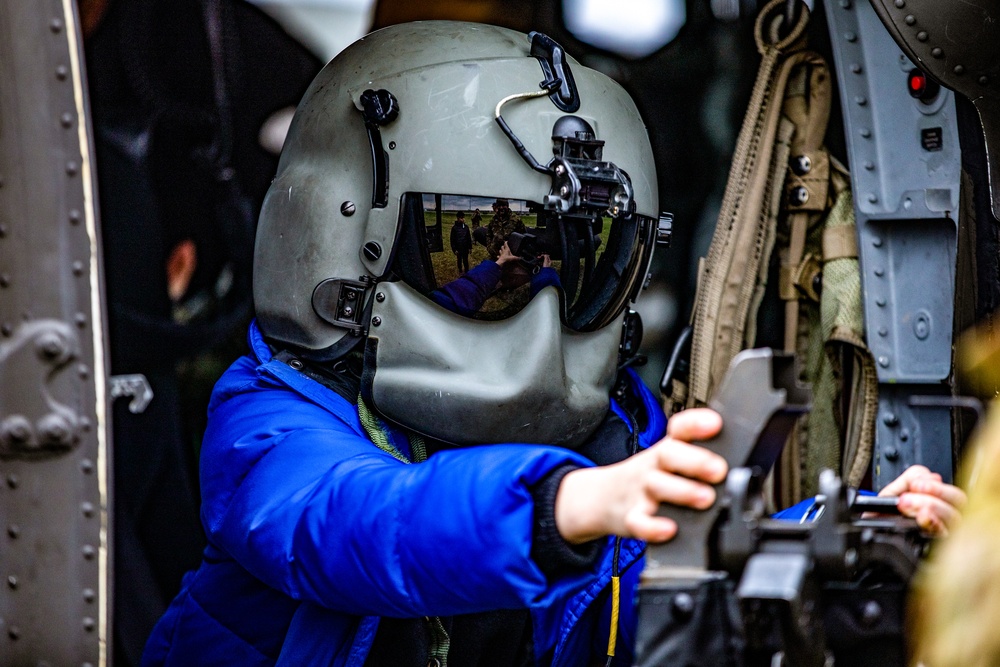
{"left": 425, "top": 616, "right": 451, "bottom": 667}
{"left": 357, "top": 394, "right": 427, "bottom": 464}
{"left": 357, "top": 395, "right": 446, "bottom": 665}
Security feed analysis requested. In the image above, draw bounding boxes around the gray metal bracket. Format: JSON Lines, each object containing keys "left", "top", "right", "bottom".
{"left": 824, "top": 0, "right": 961, "bottom": 488}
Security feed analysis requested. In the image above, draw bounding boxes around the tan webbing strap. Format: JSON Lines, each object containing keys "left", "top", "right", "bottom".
{"left": 687, "top": 0, "right": 812, "bottom": 407}
{"left": 777, "top": 53, "right": 834, "bottom": 505}
{"left": 821, "top": 224, "right": 858, "bottom": 260}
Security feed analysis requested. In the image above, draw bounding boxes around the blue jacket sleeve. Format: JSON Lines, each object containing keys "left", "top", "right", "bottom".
{"left": 428, "top": 260, "right": 500, "bottom": 316}
{"left": 198, "top": 359, "right": 600, "bottom": 619}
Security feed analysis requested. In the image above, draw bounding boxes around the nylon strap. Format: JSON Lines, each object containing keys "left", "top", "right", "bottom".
{"left": 686, "top": 0, "right": 812, "bottom": 408}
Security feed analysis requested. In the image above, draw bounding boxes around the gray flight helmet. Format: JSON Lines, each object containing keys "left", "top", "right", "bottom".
{"left": 254, "top": 21, "right": 659, "bottom": 447}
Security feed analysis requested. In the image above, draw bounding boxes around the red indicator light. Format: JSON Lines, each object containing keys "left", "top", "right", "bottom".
{"left": 908, "top": 68, "right": 940, "bottom": 102}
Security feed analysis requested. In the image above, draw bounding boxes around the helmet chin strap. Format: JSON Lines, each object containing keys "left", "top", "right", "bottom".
{"left": 363, "top": 281, "right": 623, "bottom": 448}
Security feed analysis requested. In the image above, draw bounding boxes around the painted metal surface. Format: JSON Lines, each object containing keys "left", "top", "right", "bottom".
{"left": 0, "top": 0, "right": 111, "bottom": 664}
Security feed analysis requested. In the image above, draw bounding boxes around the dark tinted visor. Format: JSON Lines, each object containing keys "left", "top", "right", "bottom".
{"left": 388, "top": 193, "right": 655, "bottom": 331}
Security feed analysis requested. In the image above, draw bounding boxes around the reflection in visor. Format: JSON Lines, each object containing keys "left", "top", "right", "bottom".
{"left": 389, "top": 193, "right": 653, "bottom": 331}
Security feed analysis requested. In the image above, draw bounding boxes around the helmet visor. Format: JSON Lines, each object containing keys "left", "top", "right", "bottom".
{"left": 388, "top": 192, "right": 655, "bottom": 331}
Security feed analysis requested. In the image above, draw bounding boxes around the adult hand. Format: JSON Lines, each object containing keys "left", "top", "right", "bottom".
{"left": 878, "top": 464, "right": 966, "bottom": 536}
{"left": 496, "top": 242, "right": 516, "bottom": 266}
{"left": 555, "top": 408, "right": 727, "bottom": 544}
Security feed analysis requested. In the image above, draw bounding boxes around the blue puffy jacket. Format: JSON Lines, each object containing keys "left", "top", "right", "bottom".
{"left": 142, "top": 321, "right": 667, "bottom": 666}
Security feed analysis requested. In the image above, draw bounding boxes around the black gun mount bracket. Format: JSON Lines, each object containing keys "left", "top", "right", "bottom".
{"left": 644, "top": 348, "right": 811, "bottom": 574}
{"left": 635, "top": 348, "right": 930, "bottom": 667}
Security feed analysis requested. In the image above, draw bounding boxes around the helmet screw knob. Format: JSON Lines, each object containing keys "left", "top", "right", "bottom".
{"left": 363, "top": 242, "right": 383, "bottom": 261}
{"left": 371, "top": 316, "right": 382, "bottom": 327}
{"left": 376, "top": 292, "right": 386, "bottom": 302}
{"left": 341, "top": 201, "right": 356, "bottom": 217}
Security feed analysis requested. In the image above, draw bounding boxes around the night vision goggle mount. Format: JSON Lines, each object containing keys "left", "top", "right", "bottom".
{"left": 494, "top": 32, "right": 635, "bottom": 220}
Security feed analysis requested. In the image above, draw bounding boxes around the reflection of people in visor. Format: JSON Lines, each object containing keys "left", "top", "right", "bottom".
{"left": 430, "top": 242, "right": 559, "bottom": 317}
{"left": 485, "top": 199, "right": 526, "bottom": 260}
{"left": 392, "top": 190, "right": 645, "bottom": 330}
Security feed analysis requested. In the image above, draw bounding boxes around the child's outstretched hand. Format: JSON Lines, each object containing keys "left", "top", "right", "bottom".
{"left": 555, "top": 408, "right": 727, "bottom": 544}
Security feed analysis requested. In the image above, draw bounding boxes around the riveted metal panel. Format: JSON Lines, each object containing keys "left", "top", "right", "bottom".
{"left": 0, "top": 0, "right": 111, "bottom": 664}
{"left": 825, "top": 0, "right": 961, "bottom": 488}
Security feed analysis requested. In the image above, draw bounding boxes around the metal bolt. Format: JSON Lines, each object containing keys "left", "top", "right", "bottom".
{"left": 340, "top": 201, "right": 356, "bottom": 217}
{"left": 66, "top": 161, "right": 78, "bottom": 176}
{"left": 72, "top": 260, "right": 84, "bottom": 276}
{"left": 860, "top": 128, "right": 872, "bottom": 138}
{"left": 559, "top": 185, "right": 570, "bottom": 197}
{"left": 375, "top": 292, "right": 385, "bottom": 303}
{"left": 60, "top": 112, "right": 73, "bottom": 128}
{"left": 82, "top": 544, "right": 96, "bottom": 560}
{"left": 37, "top": 331, "right": 67, "bottom": 359}
{"left": 874, "top": 268, "right": 884, "bottom": 277}
{"left": 839, "top": 0, "right": 851, "bottom": 8}
{"left": 0, "top": 273, "right": 10, "bottom": 288}
{"left": 878, "top": 327, "right": 888, "bottom": 337}
{"left": 82, "top": 588, "right": 96, "bottom": 603}
{"left": 289, "top": 359, "right": 304, "bottom": 370}
{"left": 1, "top": 323, "right": 11, "bottom": 336}
{"left": 8, "top": 625, "right": 21, "bottom": 640}
{"left": 878, "top": 356, "right": 889, "bottom": 368}
{"left": 56, "top": 65, "right": 68, "bottom": 80}
{"left": 1, "top": 416, "right": 32, "bottom": 444}
{"left": 872, "top": 237, "right": 883, "bottom": 247}
{"left": 80, "top": 458, "right": 94, "bottom": 474}
{"left": 931, "top": 47, "right": 943, "bottom": 58}
{"left": 7, "top": 525, "right": 20, "bottom": 539}
{"left": 81, "top": 502, "right": 95, "bottom": 518}
{"left": 555, "top": 164, "right": 566, "bottom": 175}
{"left": 864, "top": 161, "right": 875, "bottom": 171}
{"left": 6, "top": 474, "right": 18, "bottom": 489}
{"left": 916, "top": 31, "right": 928, "bottom": 42}
{"left": 82, "top": 617, "right": 95, "bottom": 632}
{"left": 904, "top": 14, "right": 915, "bottom": 25}
{"left": 363, "top": 242, "right": 382, "bottom": 261}
{"left": 883, "top": 413, "right": 899, "bottom": 427}
{"left": 894, "top": 0, "right": 905, "bottom": 7}
{"left": 981, "top": 76, "right": 990, "bottom": 86}
{"left": 955, "top": 65, "right": 965, "bottom": 75}
{"left": 388, "top": 141, "right": 396, "bottom": 150}
{"left": 75, "top": 312, "right": 87, "bottom": 327}
{"left": 69, "top": 209, "right": 81, "bottom": 224}
{"left": 900, "top": 429, "right": 910, "bottom": 442}
{"left": 78, "top": 364, "right": 89, "bottom": 379}
{"left": 371, "top": 316, "right": 382, "bottom": 327}
{"left": 861, "top": 600, "right": 882, "bottom": 626}
{"left": 844, "top": 32, "right": 857, "bottom": 42}
{"left": 851, "top": 63, "right": 862, "bottom": 74}
{"left": 7, "top": 575, "right": 17, "bottom": 589}
{"left": 50, "top": 18, "right": 63, "bottom": 32}
{"left": 844, "top": 548, "right": 858, "bottom": 567}
{"left": 342, "top": 306, "right": 354, "bottom": 318}
{"left": 855, "top": 96, "right": 867, "bottom": 106}
{"left": 789, "top": 187, "right": 809, "bottom": 206}
{"left": 38, "top": 414, "right": 73, "bottom": 447}
{"left": 791, "top": 155, "right": 812, "bottom": 175}
{"left": 671, "top": 592, "right": 695, "bottom": 619}
{"left": 876, "top": 298, "right": 886, "bottom": 307}
{"left": 885, "top": 447, "right": 899, "bottom": 461}
{"left": 868, "top": 193, "right": 879, "bottom": 204}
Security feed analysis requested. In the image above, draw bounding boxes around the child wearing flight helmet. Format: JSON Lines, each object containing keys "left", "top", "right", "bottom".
{"left": 143, "top": 21, "right": 963, "bottom": 667}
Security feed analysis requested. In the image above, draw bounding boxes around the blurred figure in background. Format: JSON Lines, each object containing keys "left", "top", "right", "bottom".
{"left": 79, "top": 0, "right": 320, "bottom": 662}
